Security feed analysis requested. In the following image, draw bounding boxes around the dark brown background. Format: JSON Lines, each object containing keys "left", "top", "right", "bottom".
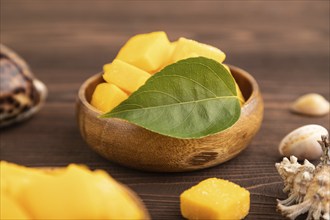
{"left": 1, "top": 1, "right": 329, "bottom": 219}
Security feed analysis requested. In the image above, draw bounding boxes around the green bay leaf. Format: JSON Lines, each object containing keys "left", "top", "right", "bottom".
{"left": 102, "top": 57, "right": 241, "bottom": 139}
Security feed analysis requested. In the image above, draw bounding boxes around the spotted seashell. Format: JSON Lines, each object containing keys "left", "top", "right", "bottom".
{"left": 0, "top": 44, "right": 47, "bottom": 128}
{"left": 279, "top": 125, "right": 329, "bottom": 160}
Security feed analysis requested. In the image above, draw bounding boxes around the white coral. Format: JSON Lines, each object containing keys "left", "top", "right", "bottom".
{"left": 276, "top": 135, "right": 330, "bottom": 220}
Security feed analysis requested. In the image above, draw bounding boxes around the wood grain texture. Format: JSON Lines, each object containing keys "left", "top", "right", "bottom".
{"left": 77, "top": 66, "right": 263, "bottom": 172}
{"left": 1, "top": 1, "right": 329, "bottom": 219}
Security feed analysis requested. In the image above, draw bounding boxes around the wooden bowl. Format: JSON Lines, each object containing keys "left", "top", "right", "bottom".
{"left": 77, "top": 65, "right": 264, "bottom": 172}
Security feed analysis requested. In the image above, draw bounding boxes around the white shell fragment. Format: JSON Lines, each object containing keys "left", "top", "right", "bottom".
{"left": 291, "top": 93, "right": 330, "bottom": 116}
{"left": 279, "top": 125, "right": 329, "bottom": 160}
{"left": 276, "top": 136, "right": 330, "bottom": 220}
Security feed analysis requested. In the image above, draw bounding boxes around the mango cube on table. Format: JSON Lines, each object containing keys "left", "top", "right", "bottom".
{"left": 116, "top": 31, "right": 172, "bottom": 72}
{"left": 103, "top": 59, "right": 151, "bottom": 94}
{"left": 171, "top": 37, "right": 226, "bottom": 63}
{"left": 180, "top": 178, "right": 250, "bottom": 220}
{"left": 91, "top": 83, "right": 128, "bottom": 113}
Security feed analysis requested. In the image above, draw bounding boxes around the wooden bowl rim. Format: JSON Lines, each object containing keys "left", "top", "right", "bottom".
{"left": 78, "top": 64, "right": 260, "bottom": 116}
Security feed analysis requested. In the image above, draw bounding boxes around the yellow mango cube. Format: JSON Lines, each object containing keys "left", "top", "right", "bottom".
{"left": 92, "top": 170, "right": 145, "bottom": 219}
{"left": 103, "top": 59, "right": 151, "bottom": 93}
{"left": 150, "top": 41, "right": 180, "bottom": 74}
{"left": 0, "top": 162, "right": 145, "bottom": 220}
{"left": 91, "top": 83, "right": 128, "bottom": 113}
{"left": 223, "top": 64, "right": 245, "bottom": 105}
{"left": 171, "top": 37, "right": 226, "bottom": 63}
{"left": 116, "top": 31, "right": 172, "bottom": 72}
{"left": 0, "top": 161, "right": 50, "bottom": 200}
{"left": 1, "top": 193, "right": 30, "bottom": 220}
{"left": 17, "top": 164, "right": 144, "bottom": 219}
{"left": 18, "top": 165, "right": 102, "bottom": 219}
{"left": 180, "top": 178, "right": 250, "bottom": 220}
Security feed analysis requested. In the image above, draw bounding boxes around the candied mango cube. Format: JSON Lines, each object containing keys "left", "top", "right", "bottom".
{"left": 180, "top": 178, "right": 250, "bottom": 220}
{"left": 171, "top": 37, "right": 226, "bottom": 63}
{"left": 91, "top": 83, "right": 128, "bottom": 113}
{"left": 116, "top": 31, "right": 172, "bottom": 72}
{"left": 103, "top": 59, "right": 151, "bottom": 93}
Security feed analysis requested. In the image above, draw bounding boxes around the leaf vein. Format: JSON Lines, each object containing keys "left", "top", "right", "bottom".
{"left": 169, "top": 102, "right": 197, "bottom": 130}
{"left": 184, "top": 61, "right": 235, "bottom": 95}
{"left": 134, "top": 90, "right": 182, "bottom": 102}
{"left": 108, "top": 96, "right": 238, "bottom": 116}
{"left": 146, "top": 75, "right": 217, "bottom": 97}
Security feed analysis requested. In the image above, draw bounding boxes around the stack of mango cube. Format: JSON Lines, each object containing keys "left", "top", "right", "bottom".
{"left": 90, "top": 31, "right": 243, "bottom": 113}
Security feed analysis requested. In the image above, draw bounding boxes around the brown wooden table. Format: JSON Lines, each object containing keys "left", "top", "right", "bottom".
{"left": 1, "top": 1, "right": 329, "bottom": 219}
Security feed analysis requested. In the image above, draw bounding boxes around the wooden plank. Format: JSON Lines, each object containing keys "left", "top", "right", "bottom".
{"left": 1, "top": 1, "right": 329, "bottom": 219}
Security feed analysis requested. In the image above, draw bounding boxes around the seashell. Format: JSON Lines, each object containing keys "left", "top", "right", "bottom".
{"left": 276, "top": 135, "right": 330, "bottom": 220}
{"left": 279, "top": 125, "right": 329, "bottom": 160}
{"left": 0, "top": 44, "right": 47, "bottom": 128}
{"left": 291, "top": 93, "right": 330, "bottom": 116}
